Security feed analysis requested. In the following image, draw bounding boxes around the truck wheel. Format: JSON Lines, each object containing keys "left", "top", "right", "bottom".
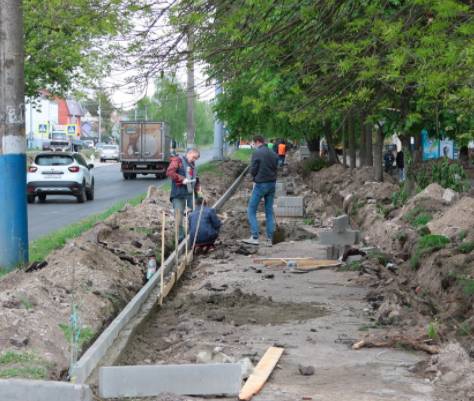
{"left": 27, "top": 195, "right": 35, "bottom": 204}
{"left": 38, "top": 193, "right": 47, "bottom": 203}
{"left": 130, "top": 173, "right": 137, "bottom": 179}
{"left": 77, "top": 184, "right": 86, "bottom": 203}
{"left": 123, "top": 173, "right": 129, "bottom": 180}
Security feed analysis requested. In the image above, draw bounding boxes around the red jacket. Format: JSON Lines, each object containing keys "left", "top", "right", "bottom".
{"left": 166, "top": 156, "right": 201, "bottom": 192}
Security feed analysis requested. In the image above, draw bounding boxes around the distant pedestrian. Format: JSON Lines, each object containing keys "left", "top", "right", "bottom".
{"left": 277, "top": 141, "right": 287, "bottom": 167}
{"left": 189, "top": 197, "right": 221, "bottom": 251}
{"left": 166, "top": 148, "right": 201, "bottom": 241}
{"left": 396, "top": 150, "right": 405, "bottom": 182}
{"left": 268, "top": 139, "right": 275, "bottom": 151}
{"left": 242, "top": 136, "right": 279, "bottom": 247}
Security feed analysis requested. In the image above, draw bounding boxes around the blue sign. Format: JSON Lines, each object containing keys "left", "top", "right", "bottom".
{"left": 422, "top": 129, "right": 440, "bottom": 160}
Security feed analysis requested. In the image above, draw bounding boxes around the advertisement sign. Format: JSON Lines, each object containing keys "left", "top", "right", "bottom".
{"left": 440, "top": 138, "right": 455, "bottom": 159}
{"left": 422, "top": 129, "right": 439, "bottom": 160}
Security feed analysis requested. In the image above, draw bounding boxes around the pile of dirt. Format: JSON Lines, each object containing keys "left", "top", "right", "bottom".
{"left": 0, "top": 159, "right": 246, "bottom": 380}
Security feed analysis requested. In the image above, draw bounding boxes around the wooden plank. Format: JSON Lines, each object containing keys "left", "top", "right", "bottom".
{"left": 239, "top": 347, "right": 284, "bottom": 401}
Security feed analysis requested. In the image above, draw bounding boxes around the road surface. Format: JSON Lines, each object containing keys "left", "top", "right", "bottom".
{"left": 28, "top": 149, "right": 214, "bottom": 241}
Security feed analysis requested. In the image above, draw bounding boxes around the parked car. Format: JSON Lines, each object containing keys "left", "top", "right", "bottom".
{"left": 83, "top": 139, "right": 95, "bottom": 149}
{"left": 27, "top": 152, "right": 95, "bottom": 204}
{"left": 99, "top": 144, "right": 120, "bottom": 162}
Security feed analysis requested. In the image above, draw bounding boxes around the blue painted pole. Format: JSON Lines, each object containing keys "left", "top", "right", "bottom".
{"left": 0, "top": 0, "right": 28, "bottom": 271}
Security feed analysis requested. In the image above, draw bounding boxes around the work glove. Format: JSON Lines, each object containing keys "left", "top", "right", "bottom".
{"left": 182, "top": 178, "right": 189, "bottom": 185}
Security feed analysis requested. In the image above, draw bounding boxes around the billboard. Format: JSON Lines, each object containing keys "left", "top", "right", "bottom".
{"left": 422, "top": 129, "right": 439, "bottom": 160}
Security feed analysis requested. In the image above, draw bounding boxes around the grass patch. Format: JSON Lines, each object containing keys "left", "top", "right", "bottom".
{"left": 28, "top": 192, "right": 146, "bottom": 263}
{"left": 339, "top": 261, "right": 362, "bottom": 271}
{"left": 59, "top": 323, "right": 95, "bottom": 347}
{"left": 404, "top": 206, "right": 433, "bottom": 227}
{"left": 198, "top": 161, "right": 224, "bottom": 176}
{"left": 410, "top": 234, "right": 450, "bottom": 269}
{"left": 230, "top": 148, "right": 253, "bottom": 162}
{"left": 459, "top": 277, "right": 474, "bottom": 296}
{"left": 367, "top": 250, "right": 390, "bottom": 265}
{"left": 458, "top": 241, "right": 474, "bottom": 254}
{"left": 427, "top": 320, "right": 439, "bottom": 340}
{"left": 0, "top": 351, "right": 50, "bottom": 380}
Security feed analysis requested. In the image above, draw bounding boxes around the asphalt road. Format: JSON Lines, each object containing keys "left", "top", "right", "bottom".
{"left": 28, "top": 149, "right": 214, "bottom": 241}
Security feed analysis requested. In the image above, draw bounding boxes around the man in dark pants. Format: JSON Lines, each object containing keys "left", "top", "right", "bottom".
{"left": 242, "top": 135, "right": 279, "bottom": 247}
{"left": 189, "top": 197, "right": 221, "bottom": 252}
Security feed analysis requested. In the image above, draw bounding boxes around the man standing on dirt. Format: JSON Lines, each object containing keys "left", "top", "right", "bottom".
{"left": 243, "top": 136, "right": 279, "bottom": 247}
{"left": 166, "top": 148, "right": 201, "bottom": 241}
{"left": 277, "top": 140, "right": 287, "bottom": 167}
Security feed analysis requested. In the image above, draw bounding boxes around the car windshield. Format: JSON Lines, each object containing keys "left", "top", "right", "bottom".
{"left": 35, "top": 155, "right": 73, "bottom": 166}
{"left": 51, "top": 133, "right": 67, "bottom": 141}
{"left": 104, "top": 145, "right": 118, "bottom": 150}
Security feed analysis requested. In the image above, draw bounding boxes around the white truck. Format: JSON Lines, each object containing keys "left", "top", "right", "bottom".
{"left": 120, "top": 121, "right": 171, "bottom": 179}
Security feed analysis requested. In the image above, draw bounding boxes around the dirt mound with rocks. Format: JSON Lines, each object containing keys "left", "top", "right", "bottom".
{"left": 0, "top": 160, "right": 246, "bottom": 380}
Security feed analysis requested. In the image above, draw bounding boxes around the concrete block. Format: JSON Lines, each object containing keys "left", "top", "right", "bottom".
{"left": 0, "top": 379, "right": 92, "bottom": 401}
{"left": 275, "top": 207, "right": 304, "bottom": 217}
{"left": 275, "top": 181, "right": 286, "bottom": 196}
{"left": 276, "top": 196, "right": 304, "bottom": 208}
{"left": 319, "top": 229, "right": 359, "bottom": 246}
{"left": 333, "top": 215, "right": 349, "bottom": 233}
{"left": 99, "top": 363, "right": 241, "bottom": 398}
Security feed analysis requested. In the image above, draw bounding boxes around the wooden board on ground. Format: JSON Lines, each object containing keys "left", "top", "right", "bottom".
{"left": 253, "top": 258, "right": 340, "bottom": 270}
{"left": 239, "top": 346, "right": 284, "bottom": 401}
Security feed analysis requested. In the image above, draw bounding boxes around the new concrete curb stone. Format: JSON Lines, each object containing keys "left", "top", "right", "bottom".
{"left": 0, "top": 379, "right": 92, "bottom": 401}
{"left": 99, "top": 363, "right": 242, "bottom": 398}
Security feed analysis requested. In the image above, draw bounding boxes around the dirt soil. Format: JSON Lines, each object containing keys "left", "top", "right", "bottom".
{"left": 115, "top": 155, "right": 473, "bottom": 401}
{"left": 0, "top": 160, "right": 245, "bottom": 380}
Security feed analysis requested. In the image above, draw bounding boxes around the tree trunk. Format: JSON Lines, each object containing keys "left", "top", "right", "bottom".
{"left": 359, "top": 112, "right": 366, "bottom": 167}
{"left": 373, "top": 125, "right": 384, "bottom": 182}
{"left": 305, "top": 134, "right": 320, "bottom": 156}
{"left": 413, "top": 132, "right": 422, "bottom": 164}
{"left": 366, "top": 123, "right": 373, "bottom": 167}
{"left": 324, "top": 121, "right": 339, "bottom": 164}
{"left": 348, "top": 112, "right": 356, "bottom": 170}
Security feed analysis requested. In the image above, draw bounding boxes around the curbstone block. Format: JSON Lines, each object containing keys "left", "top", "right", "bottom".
{"left": 275, "top": 181, "right": 286, "bottom": 196}
{"left": 319, "top": 229, "right": 359, "bottom": 246}
{"left": 0, "top": 379, "right": 92, "bottom": 401}
{"left": 275, "top": 196, "right": 304, "bottom": 217}
{"left": 99, "top": 363, "right": 242, "bottom": 398}
{"left": 333, "top": 215, "right": 349, "bottom": 233}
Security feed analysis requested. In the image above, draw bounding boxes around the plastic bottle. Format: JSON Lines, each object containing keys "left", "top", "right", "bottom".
{"left": 146, "top": 256, "right": 157, "bottom": 280}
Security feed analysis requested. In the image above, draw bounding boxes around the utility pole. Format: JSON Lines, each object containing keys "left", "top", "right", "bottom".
{"left": 98, "top": 94, "right": 102, "bottom": 143}
{"left": 186, "top": 27, "right": 195, "bottom": 149}
{"left": 0, "top": 0, "right": 28, "bottom": 271}
{"left": 213, "top": 82, "right": 224, "bottom": 160}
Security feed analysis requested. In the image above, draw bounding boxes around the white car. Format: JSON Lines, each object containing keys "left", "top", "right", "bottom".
{"left": 27, "top": 152, "right": 95, "bottom": 203}
{"left": 99, "top": 144, "right": 120, "bottom": 162}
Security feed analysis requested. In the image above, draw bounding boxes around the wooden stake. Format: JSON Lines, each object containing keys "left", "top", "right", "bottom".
{"left": 160, "top": 211, "right": 165, "bottom": 305}
{"left": 174, "top": 209, "right": 179, "bottom": 271}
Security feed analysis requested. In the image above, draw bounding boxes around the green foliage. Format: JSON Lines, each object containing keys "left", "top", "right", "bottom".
{"left": 457, "top": 241, "right": 474, "bottom": 254}
{"left": 131, "top": 77, "right": 214, "bottom": 145}
{"left": 427, "top": 320, "right": 439, "bottom": 340}
{"left": 230, "top": 149, "right": 253, "bottom": 162}
{"left": 24, "top": 0, "right": 135, "bottom": 97}
{"left": 59, "top": 323, "right": 94, "bottom": 347}
{"left": 404, "top": 207, "right": 432, "bottom": 228}
{"left": 414, "top": 159, "right": 469, "bottom": 192}
{"left": 367, "top": 250, "right": 390, "bottom": 265}
{"left": 0, "top": 351, "right": 50, "bottom": 380}
{"left": 392, "top": 185, "right": 409, "bottom": 208}
{"left": 376, "top": 203, "right": 391, "bottom": 219}
{"left": 459, "top": 277, "right": 474, "bottom": 296}
{"left": 410, "top": 235, "right": 450, "bottom": 269}
{"left": 301, "top": 157, "right": 330, "bottom": 176}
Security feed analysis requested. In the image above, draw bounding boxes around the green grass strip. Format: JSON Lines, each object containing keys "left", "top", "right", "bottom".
{"left": 230, "top": 148, "right": 253, "bottom": 162}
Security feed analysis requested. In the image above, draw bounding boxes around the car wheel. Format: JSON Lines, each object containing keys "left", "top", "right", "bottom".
{"left": 86, "top": 179, "right": 95, "bottom": 201}
{"left": 27, "top": 195, "right": 35, "bottom": 204}
{"left": 100, "top": 158, "right": 104, "bottom": 163}
{"left": 38, "top": 193, "right": 47, "bottom": 203}
{"left": 77, "top": 184, "right": 86, "bottom": 203}
{"left": 130, "top": 173, "right": 137, "bottom": 179}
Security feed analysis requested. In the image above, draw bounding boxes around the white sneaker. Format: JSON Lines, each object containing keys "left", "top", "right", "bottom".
{"left": 242, "top": 237, "right": 259, "bottom": 245}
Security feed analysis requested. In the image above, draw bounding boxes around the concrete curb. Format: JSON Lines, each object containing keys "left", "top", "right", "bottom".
{"left": 0, "top": 379, "right": 92, "bottom": 401}
{"left": 71, "top": 165, "right": 249, "bottom": 384}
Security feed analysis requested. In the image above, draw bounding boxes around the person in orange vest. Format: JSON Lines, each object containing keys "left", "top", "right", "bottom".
{"left": 277, "top": 140, "right": 287, "bottom": 167}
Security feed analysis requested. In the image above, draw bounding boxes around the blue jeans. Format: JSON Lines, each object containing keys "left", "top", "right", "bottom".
{"left": 247, "top": 182, "right": 276, "bottom": 240}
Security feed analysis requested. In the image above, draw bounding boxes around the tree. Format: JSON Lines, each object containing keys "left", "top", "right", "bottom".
{"left": 24, "top": 0, "right": 135, "bottom": 97}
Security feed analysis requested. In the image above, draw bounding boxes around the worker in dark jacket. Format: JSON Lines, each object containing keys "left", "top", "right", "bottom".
{"left": 189, "top": 197, "right": 221, "bottom": 249}
{"left": 243, "top": 135, "right": 279, "bottom": 247}
{"left": 396, "top": 150, "right": 405, "bottom": 182}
